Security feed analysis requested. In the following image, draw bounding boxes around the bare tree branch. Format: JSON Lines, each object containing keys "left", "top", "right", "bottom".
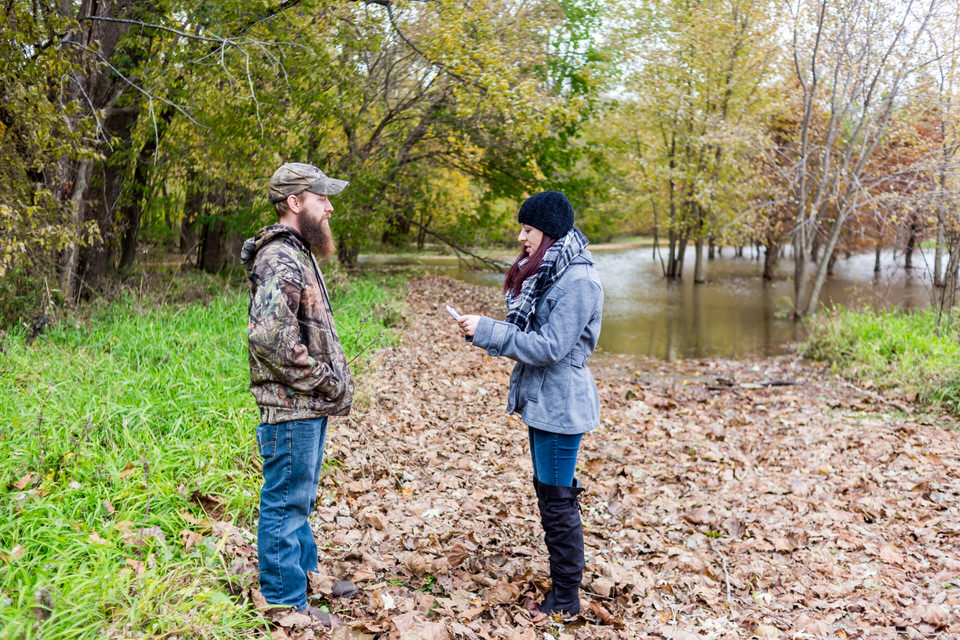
{"left": 62, "top": 40, "right": 206, "bottom": 130}
{"left": 403, "top": 214, "right": 509, "bottom": 273}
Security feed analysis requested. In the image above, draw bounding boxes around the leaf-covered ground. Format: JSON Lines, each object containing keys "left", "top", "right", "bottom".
{"left": 223, "top": 276, "right": 960, "bottom": 639}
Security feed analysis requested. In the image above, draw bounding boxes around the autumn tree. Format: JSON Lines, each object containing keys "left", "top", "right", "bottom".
{"left": 612, "top": 0, "right": 781, "bottom": 281}
{"left": 114, "top": 0, "right": 611, "bottom": 268}
{"left": 0, "top": 0, "right": 611, "bottom": 323}
{"left": 777, "top": 0, "right": 944, "bottom": 318}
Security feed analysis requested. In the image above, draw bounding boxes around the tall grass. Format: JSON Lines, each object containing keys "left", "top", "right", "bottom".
{"left": 802, "top": 307, "right": 960, "bottom": 415}
{"left": 0, "top": 270, "right": 402, "bottom": 639}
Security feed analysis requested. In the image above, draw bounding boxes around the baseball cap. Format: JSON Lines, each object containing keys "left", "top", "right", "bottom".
{"left": 268, "top": 162, "right": 349, "bottom": 203}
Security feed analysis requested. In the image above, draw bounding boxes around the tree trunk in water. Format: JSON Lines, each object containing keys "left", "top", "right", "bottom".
{"left": 416, "top": 213, "right": 432, "bottom": 250}
{"left": 792, "top": 234, "right": 808, "bottom": 319}
{"left": 943, "top": 239, "right": 960, "bottom": 311}
{"left": 763, "top": 239, "right": 779, "bottom": 281}
{"left": 675, "top": 234, "right": 687, "bottom": 279}
{"left": 826, "top": 250, "right": 837, "bottom": 276}
{"left": 708, "top": 236, "right": 715, "bottom": 260}
{"left": 904, "top": 224, "right": 917, "bottom": 270}
{"left": 934, "top": 219, "right": 945, "bottom": 287}
{"left": 874, "top": 241, "right": 882, "bottom": 274}
{"left": 667, "top": 228, "right": 679, "bottom": 278}
{"left": 694, "top": 239, "right": 705, "bottom": 283}
{"left": 801, "top": 212, "right": 848, "bottom": 316}
{"left": 651, "top": 221, "right": 660, "bottom": 262}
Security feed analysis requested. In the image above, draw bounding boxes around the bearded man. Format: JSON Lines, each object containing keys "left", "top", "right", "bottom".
{"left": 239, "top": 162, "right": 356, "bottom": 627}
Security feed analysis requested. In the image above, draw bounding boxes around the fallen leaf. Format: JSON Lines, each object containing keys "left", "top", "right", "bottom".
{"left": 125, "top": 558, "right": 145, "bottom": 576}
{"left": 878, "top": 545, "right": 903, "bottom": 564}
{"left": 122, "top": 525, "right": 167, "bottom": 548}
{"left": 655, "top": 625, "right": 700, "bottom": 640}
{"left": 590, "top": 576, "right": 615, "bottom": 597}
{"left": 3, "top": 545, "right": 25, "bottom": 562}
{"left": 484, "top": 580, "right": 520, "bottom": 606}
{"left": 722, "top": 516, "right": 746, "bottom": 538}
{"left": 904, "top": 604, "right": 950, "bottom": 627}
{"left": 180, "top": 529, "right": 203, "bottom": 550}
{"left": 89, "top": 532, "right": 110, "bottom": 546}
{"left": 308, "top": 572, "right": 335, "bottom": 595}
{"left": 444, "top": 541, "right": 469, "bottom": 568}
{"left": 275, "top": 610, "right": 313, "bottom": 628}
{"left": 118, "top": 462, "right": 138, "bottom": 479}
{"left": 249, "top": 588, "right": 269, "bottom": 613}
{"left": 390, "top": 611, "right": 418, "bottom": 634}
{"left": 404, "top": 552, "right": 431, "bottom": 575}
{"left": 794, "top": 614, "right": 831, "bottom": 635}
{"left": 180, "top": 510, "right": 203, "bottom": 526}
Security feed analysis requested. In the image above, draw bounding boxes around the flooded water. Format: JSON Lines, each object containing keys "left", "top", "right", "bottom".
{"left": 362, "top": 244, "right": 938, "bottom": 359}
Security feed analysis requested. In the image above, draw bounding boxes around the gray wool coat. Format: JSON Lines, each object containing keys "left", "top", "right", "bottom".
{"left": 471, "top": 250, "right": 603, "bottom": 434}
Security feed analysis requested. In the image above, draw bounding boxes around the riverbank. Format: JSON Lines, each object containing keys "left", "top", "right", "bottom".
{"left": 356, "top": 237, "right": 653, "bottom": 267}
{"left": 256, "top": 276, "right": 959, "bottom": 638}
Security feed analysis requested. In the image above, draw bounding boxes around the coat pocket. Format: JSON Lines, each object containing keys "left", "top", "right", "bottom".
{"left": 526, "top": 366, "right": 546, "bottom": 402}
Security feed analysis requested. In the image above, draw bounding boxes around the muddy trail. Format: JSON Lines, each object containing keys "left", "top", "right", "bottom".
{"left": 228, "top": 276, "right": 960, "bottom": 640}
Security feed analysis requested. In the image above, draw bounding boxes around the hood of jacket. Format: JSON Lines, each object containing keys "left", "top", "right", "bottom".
{"left": 240, "top": 224, "right": 307, "bottom": 273}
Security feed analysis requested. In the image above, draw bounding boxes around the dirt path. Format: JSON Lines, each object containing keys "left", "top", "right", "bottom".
{"left": 258, "top": 276, "right": 960, "bottom": 639}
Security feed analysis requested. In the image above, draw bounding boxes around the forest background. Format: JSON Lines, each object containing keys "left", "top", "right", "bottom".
{"left": 3, "top": 0, "right": 960, "bottom": 324}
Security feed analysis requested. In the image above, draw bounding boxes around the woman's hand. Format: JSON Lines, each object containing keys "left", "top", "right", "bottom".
{"left": 457, "top": 314, "right": 481, "bottom": 338}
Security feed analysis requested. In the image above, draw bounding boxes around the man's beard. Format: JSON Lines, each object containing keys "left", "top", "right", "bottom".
{"left": 301, "top": 214, "right": 336, "bottom": 260}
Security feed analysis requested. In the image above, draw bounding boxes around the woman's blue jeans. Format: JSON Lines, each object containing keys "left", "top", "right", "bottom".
{"left": 256, "top": 417, "right": 327, "bottom": 608}
{"left": 528, "top": 427, "right": 583, "bottom": 487}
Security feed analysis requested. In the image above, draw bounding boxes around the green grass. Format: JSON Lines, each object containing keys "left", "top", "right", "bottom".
{"left": 0, "top": 270, "right": 404, "bottom": 639}
{"left": 802, "top": 307, "right": 960, "bottom": 415}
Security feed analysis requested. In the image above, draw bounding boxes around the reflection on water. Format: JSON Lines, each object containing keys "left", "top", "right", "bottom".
{"left": 438, "top": 245, "right": 935, "bottom": 359}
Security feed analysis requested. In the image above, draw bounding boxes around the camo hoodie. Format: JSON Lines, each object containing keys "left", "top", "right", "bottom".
{"left": 240, "top": 224, "right": 354, "bottom": 423}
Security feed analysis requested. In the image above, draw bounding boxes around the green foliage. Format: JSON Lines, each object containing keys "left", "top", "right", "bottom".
{"left": 602, "top": 0, "right": 782, "bottom": 249}
{"left": 802, "top": 307, "right": 960, "bottom": 415}
{"left": 2, "top": 0, "right": 618, "bottom": 317}
{"left": 0, "top": 270, "right": 403, "bottom": 638}
{"left": 0, "top": 3, "right": 100, "bottom": 313}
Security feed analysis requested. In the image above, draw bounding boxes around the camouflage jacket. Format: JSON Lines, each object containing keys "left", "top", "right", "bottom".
{"left": 240, "top": 225, "right": 354, "bottom": 423}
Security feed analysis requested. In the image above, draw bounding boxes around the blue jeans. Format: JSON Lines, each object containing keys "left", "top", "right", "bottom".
{"left": 528, "top": 427, "right": 583, "bottom": 487}
{"left": 256, "top": 417, "right": 327, "bottom": 608}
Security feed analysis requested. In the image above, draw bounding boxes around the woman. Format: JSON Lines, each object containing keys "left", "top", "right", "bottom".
{"left": 457, "top": 190, "right": 603, "bottom": 618}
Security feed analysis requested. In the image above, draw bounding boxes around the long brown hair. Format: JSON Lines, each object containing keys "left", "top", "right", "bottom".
{"left": 503, "top": 235, "right": 557, "bottom": 297}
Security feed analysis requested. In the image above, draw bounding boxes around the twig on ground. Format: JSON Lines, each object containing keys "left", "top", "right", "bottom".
{"left": 709, "top": 538, "right": 734, "bottom": 609}
{"left": 835, "top": 376, "right": 913, "bottom": 414}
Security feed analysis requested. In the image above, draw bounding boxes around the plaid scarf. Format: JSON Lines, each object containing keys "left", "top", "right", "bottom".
{"left": 504, "top": 227, "right": 589, "bottom": 330}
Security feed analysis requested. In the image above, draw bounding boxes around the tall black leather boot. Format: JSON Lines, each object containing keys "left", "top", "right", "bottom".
{"left": 536, "top": 479, "right": 585, "bottom": 617}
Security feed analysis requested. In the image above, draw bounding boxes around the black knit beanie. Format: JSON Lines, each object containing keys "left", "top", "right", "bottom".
{"left": 517, "top": 191, "right": 574, "bottom": 239}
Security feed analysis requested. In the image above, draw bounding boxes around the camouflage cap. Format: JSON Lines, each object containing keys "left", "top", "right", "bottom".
{"left": 268, "top": 162, "right": 349, "bottom": 203}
